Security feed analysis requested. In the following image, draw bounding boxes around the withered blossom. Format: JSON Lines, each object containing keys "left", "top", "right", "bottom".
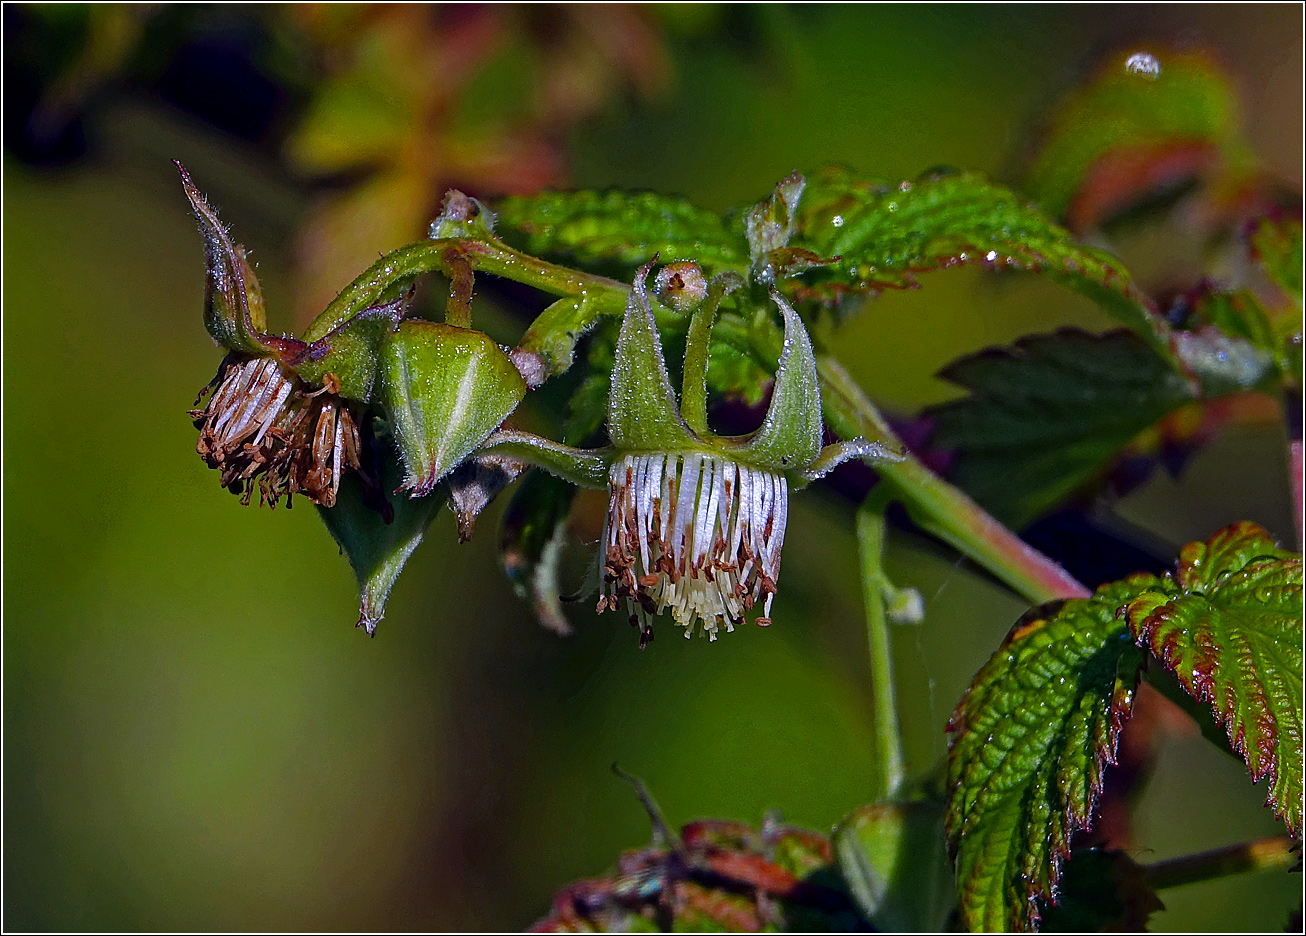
{"left": 192, "top": 353, "right": 364, "bottom": 508}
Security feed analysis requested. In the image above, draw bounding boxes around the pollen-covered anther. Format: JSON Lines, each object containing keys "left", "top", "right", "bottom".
{"left": 599, "top": 452, "right": 788, "bottom": 641}
{"left": 191, "top": 353, "right": 365, "bottom": 508}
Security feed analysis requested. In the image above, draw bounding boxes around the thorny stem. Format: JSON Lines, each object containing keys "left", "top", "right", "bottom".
{"left": 855, "top": 490, "right": 906, "bottom": 800}
{"left": 1143, "top": 835, "right": 1298, "bottom": 891}
{"left": 817, "top": 357, "right": 1091, "bottom": 604}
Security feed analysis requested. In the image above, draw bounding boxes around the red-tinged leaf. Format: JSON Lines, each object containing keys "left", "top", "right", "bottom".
{"left": 1126, "top": 522, "right": 1304, "bottom": 835}
{"left": 533, "top": 813, "right": 865, "bottom": 932}
{"left": 788, "top": 167, "right": 1164, "bottom": 347}
{"left": 1022, "top": 50, "right": 1248, "bottom": 229}
{"left": 945, "top": 577, "right": 1160, "bottom": 932}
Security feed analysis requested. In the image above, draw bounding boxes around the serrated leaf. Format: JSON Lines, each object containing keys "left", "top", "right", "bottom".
{"left": 930, "top": 329, "right": 1196, "bottom": 529}
{"left": 833, "top": 800, "right": 953, "bottom": 932}
{"left": 495, "top": 188, "right": 749, "bottom": 273}
{"left": 945, "top": 577, "right": 1158, "bottom": 932}
{"left": 1039, "top": 849, "right": 1163, "bottom": 933}
{"left": 316, "top": 441, "right": 445, "bottom": 635}
{"left": 379, "top": 321, "right": 526, "bottom": 495}
{"left": 789, "top": 167, "right": 1161, "bottom": 342}
{"left": 1126, "top": 522, "right": 1304, "bottom": 835}
{"left": 1023, "top": 51, "right": 1247, "bottom": 229}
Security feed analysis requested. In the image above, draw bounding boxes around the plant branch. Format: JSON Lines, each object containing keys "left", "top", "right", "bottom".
{"left": 817, "top": 356, "right": 1090, "bottom": 604}
{"left": 1143, "top": 835, "right": 1299, "bottom": 891}
{"left": 855, "top": 490, "right": 906, "bottom": 800}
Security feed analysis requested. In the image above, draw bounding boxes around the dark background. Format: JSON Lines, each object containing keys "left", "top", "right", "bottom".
{"left": 4, "top": 4, "right": 1301, "bottom": 930}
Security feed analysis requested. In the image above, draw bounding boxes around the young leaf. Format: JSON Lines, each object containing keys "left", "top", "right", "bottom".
{"left": 379, "top": 321, "right": 527, "bottom": 495}
{"left": 930, "top": 329, "right": 1196, "bottom": 530}
{"left": 1022, "top": 51, "right": 1248, "bottom": 229}
{"left": 495, "top": 188, "right": 749, "bottom": 273}
{"left": 789, "top": 167, "right": 1162, "bottom": 344}
{"left": 945, "top": 577, "right": 1159, "bottom": 932}
{"left": 1126, "top": 522, "right": 1304, "bottom": 835}
{"left": 316, "top": 442, "right": 446, "bottom": 635}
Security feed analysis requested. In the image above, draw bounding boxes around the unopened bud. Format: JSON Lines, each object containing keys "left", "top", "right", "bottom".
{"left": 654, "top": 262, "right": 708, "bottom": 313}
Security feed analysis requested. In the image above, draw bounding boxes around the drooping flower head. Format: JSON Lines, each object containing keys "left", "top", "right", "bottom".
{"left": 482, "top": 260, "right": 899, "bottom": 645}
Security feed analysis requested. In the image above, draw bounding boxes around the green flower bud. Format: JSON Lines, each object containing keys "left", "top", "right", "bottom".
{"left": 379, "top": 320, "right": 527, "bottom": 497}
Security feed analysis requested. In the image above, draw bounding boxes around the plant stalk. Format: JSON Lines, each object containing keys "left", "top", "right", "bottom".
{"left": 818, "top": 356, "right": 1090, "bottom": 604}
{"left": 855, "top": 493, "right": 907, "bottom": 800}
{"left": 1144, "top": 835, "right": 1298, "bottom": 891}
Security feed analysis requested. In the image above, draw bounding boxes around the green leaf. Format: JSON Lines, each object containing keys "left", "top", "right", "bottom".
{"left": 1039, "top": 849, "right": 1164, "bottom": 933}
{"left": 379, "top": 321, "right": 526, "bottom": 495}
{"left": 1126, "top": 522, "right": 1304, "bottom": 835}
{"left": 945, "top": 577, "right": 1158, "bottom": 932}
{"left": 930, "top": 329, "right": 1196, "bottom": 529}
{"left": 316, "top": 441, "right": 446, "bottom": 635}
{"left": 495, "top": 188, "right": 749, "bottom": 273}
{"left": 833, "top": 800, "right": 953, "bottom": 931}
{"left": 1023, "top": 51, "right": 1248, "bottom": 228}
{"left": 500, "top": 470, "right": 577, "bottom": 636}
{"left": 789, "top": 167, "right": 1162, "bottom": 344}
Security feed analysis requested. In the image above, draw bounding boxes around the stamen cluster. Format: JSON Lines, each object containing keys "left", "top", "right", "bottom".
{"left": 599, "top": 452, "right": 788, "bottom": 643}
{"left": 192, "top": 354, "right": 364, "bottom": 508}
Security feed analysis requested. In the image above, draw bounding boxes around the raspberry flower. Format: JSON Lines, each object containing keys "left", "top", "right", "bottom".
{"left": 483, "top": 261, "right": 899, "bottom": 644}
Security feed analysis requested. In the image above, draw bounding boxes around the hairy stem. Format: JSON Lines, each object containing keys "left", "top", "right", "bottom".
{"left": 855, "top": 492, "right": 906, "bottom": 800}
{"left": 818, "top": 356, "right": 1090, "bottom": 604}
{"left": 1144, "top": 835, "right": 1298, "bottom": 891}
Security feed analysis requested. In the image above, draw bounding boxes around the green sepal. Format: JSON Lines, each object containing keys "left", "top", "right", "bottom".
{"left": 380, "top": 321, "right": 527, "bottom": 496}
{"left": 293, "top": 294, "right": 409, "bottom": 401}
{"left": 175, "top": 161, "right": 282, "bottom": 356}
{"left": 478, "top": 429, "right": 611, "bottom": 489}
{"left": 606, "top": 263, "right": 700, "bottom": 453}
{"left": 733, "top": 291, "right": 823, "bottom": 471}
{"left": 833, "top": 800, "right": 954, "bottom": 932}
{"left": 316, "top": 441, "right": 446, "bottom": 635}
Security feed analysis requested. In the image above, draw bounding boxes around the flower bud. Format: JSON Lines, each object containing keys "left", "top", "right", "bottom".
{"left": 379, "top": 321, "right": 527, "bottom": 496}
{"left": 654, "top": 261, "right": 708, "bottom": 313}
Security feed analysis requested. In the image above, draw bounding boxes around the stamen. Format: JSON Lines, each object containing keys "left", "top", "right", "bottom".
{"left": 599, "top": 452, "right": 789, "bottom": 643}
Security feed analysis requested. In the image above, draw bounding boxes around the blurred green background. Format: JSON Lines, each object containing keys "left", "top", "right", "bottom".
{"left": 4, "top": 5, "right": 1300, "bottom": 931}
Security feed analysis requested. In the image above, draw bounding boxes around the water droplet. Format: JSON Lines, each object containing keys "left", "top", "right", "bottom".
{"left": 986, "top": 250, "right": 998, "bottom": 262}
{"left": 1125, "top": 52, "right": 1161, "bottom": 79}
{"left": 832, "top": 214, "right": 845, "bottom": 228}
{"left": 887, "top": 202, "right": 899, "bottom": 213}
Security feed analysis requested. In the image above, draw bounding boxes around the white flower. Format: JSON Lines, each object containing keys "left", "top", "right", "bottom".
{"left": 598, "top": 452, "right": 788, "bottom": 643}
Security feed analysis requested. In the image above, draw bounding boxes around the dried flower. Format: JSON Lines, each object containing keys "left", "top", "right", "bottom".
{"left": 192, "top": 353, "right": 363, "bottom": 508}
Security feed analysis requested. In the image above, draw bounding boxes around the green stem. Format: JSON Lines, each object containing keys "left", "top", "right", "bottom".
{"left": 305, "top": 238, "right": 628, "bottom": 342}
{"left": 817, "top": 356, "right": 1090, "bottom": 604}
{"left": 305, "top": 236, "right": 1090, "bottom": 608}
{"left": 680, "top": 279, "right": 736, "bottom": 435}
{"left": 1144, "top": 835, "right": 1298, "bottom": 890}
{"left": 855, "top": 490, "right": 906, "bottom": 800}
